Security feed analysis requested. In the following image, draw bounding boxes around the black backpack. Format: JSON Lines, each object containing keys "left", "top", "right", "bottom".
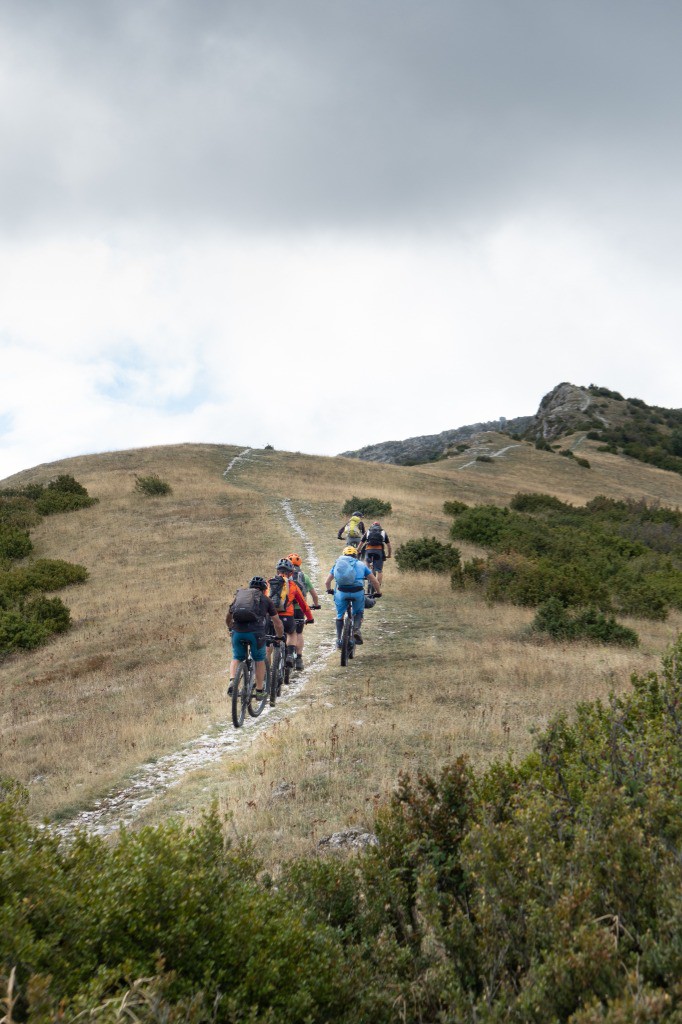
{"left": 366, "top": 525, "right": 384, "bottom": 547}
{"left": 268, "top": 575, "right": 290, "bottom": 613}
{"left": 231, "top": 588, "right": 263, "bottom": 624}
{"left": 293, "top": 568, "right": 307, "bottom": 597}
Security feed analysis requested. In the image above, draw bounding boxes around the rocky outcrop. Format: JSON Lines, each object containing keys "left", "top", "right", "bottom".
{"left": 340, "top": 415, "right": 533, "bottom": 465}
{"left": 527, "top": 382, "right": 609, "bottom": 441}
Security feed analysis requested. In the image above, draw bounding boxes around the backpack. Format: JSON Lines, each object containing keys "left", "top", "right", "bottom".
{"left": 232, "top": 587, "right": 263, "bottom": 624}
{"left": 334, "top": 555, "right": 358, "bottom": 588}
{"left": 293, "top": 568, "right": 307, "bottom": 597}
{"left": 347, "top": 515, "right": 363, "bottom": 539}
{"left": 366, "top": 525, "right": 384, "bottom": 547}
{"left": 268, "top": 575, "right": 290, "bottom": 613}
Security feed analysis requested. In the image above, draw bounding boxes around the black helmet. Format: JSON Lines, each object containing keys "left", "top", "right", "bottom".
{"left": 352, "top": 510, "right": 362, "bottom": 517}
{"left": 249, "top": 576, "right": 268, "bottom": 591}
{"left": 276, "top": 557, "right": 293, "bottom": 573}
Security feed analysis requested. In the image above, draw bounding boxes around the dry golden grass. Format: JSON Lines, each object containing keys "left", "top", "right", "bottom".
{"left": 1, "top": 437, "right": 681, "bottom": 857}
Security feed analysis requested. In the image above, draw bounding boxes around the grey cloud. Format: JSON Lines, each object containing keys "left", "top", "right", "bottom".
{"left": 2, "top": 0, "right": 682, "bottom": 234}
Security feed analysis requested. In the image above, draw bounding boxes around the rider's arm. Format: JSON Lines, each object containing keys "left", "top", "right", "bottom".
{"left": 325, "top": 572, "right": 334, "bottom": 591}
{"left": 337, "top": 525, "right": 346, "bottom": 539}
{"left": 270, "top": 611, "right": 284, "bottom": 639}
{"left": 368, "top": 573, "right": 380, "bottom": 591}
{"left": 226, "top": 609, "right": 234, "bottom": 629}
{"left": 292, "top": 582, "right": 314, "bottom": 621}
{"left": 309, "top": 585, "right": 320, "bottom": 605}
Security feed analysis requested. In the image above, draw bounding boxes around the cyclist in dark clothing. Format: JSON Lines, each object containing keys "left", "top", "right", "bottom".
{"left": 226, "top": 576, "right": 283, "bottom": 698}
{"left": 358, "top": 521, "right": 392, "bottom": 587}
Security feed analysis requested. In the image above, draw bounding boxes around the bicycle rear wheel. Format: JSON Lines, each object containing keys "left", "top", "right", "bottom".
{"left": 232, "top": 660, "right": 250, "bottom": 728}
{"left": 340, "top": 613, "right": 352, "bottom": 667}
{"left": 269, "top": 647, "right": 282, "bottom": 706}
{"left": 248, "top": 661, "right": 269, "bottom": 717}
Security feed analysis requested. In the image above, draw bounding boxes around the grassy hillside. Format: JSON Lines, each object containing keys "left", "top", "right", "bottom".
{"left": 1, "top": 437, "right": 681, "bottom": 860}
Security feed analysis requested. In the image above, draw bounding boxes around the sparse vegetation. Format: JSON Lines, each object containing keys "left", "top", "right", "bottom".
{"left": 134, "top": 473, "right": 173, "bottom": 496}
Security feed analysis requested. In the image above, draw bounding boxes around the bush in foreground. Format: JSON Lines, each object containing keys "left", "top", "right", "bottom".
{"left": 4, "top": 640, "right": 682, "bottom": 1020}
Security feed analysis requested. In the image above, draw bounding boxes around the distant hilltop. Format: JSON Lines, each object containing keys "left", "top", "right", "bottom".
{"left": 341, "top": 382, "right": 682, "bottom": 467}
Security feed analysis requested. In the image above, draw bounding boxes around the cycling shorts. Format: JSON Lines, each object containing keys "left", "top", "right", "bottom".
{"left": 280, "top": 615, "right": 297, "bottom": 636}
{"left": 333, "top": 590, "right": 365, "bottom": 619}
{"left": 365, "top": 549, "right": 384, "bottom": 573}
{"left": 231, "top": 631, "right": 267, "bottom": 662}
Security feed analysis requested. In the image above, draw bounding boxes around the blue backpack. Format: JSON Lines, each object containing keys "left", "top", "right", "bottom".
{"left": 334, "top": 555, "right": 358, "bottom": 588}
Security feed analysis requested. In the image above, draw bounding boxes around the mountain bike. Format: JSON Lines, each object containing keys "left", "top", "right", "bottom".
{"left": 266, "top": 635, "right": 287, "bottom": 706}
{"left": 231, "top": 641, "right": 270, "bottom": 728}
{"left": 330, "top": 588, "right": 381, "bottom": 667}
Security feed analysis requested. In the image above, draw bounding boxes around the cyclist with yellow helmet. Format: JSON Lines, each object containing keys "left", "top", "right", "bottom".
{"left": 325, "top": 546, "right": 381, "bottom": 647}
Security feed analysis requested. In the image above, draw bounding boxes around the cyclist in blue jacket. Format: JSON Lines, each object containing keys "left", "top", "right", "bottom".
{"left": 325, "top": 546, "right": 381, "bottom": 647}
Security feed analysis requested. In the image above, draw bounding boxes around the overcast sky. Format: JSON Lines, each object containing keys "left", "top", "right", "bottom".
{"left": 1, "top": 0, "right": 681, "bottom": 479}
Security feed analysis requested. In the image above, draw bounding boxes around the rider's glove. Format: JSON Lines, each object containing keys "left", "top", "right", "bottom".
{"left": 307, "top": 617, "right": 315, "bottom": 624}
{"left": 312, "top": 604, "right": 321, "bottom": 610}
{"left": 326, "top": 589, "right": 334, "bottom": 595}
{"left": 375, "top": 592, "right": 383, "bottom": 598}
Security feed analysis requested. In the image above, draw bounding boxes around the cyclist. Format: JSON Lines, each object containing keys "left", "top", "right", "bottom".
{"left": 269, "top": 557, "right": 315, "bottom": 671}
{"left": 358, "top": 521, "right": 392, "bottom": 587}
{"left": 324, "top": 545, "right": 381, "bottom": 648}
{"left": 226, "top": 576, "right": 283, "bottom": 699}
{"left": 337, "top": 511, "right": 365, "bottom": 544}
{"left": 288, "top": 552, "right": 321, "bottom": 671}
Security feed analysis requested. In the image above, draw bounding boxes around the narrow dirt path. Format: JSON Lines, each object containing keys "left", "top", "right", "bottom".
{"left": 458, "top": 442, "right": 526, "bottom": 469}
{"left": 52, "top": 466, "right": 336, "bottom": 840}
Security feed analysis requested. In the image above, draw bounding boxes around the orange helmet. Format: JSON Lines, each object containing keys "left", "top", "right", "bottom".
{"left": 288, "top": 552, "right": 302, "bottom": 566}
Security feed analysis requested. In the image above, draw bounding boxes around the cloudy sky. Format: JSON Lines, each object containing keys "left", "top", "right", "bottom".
{"left": 1, "top": 0, "right": 681, "bottom": 479}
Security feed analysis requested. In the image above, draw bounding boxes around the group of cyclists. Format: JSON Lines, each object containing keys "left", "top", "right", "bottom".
{"left": 226, "top": 513, "right": 391, "bottom": 700}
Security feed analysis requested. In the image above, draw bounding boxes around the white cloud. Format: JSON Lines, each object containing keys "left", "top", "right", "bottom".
{"left": 1, "top": 220, "right": 680, "bottom": 479}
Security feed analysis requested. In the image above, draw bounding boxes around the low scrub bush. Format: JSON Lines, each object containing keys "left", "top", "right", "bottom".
{"left": 449, "top": 493, "right": 682, "bottom": 626}
{"left": 134, "top": 474, "right": 173, "bottom": 496}
{"left": 0, "top": 497, "right": 40, "bottom": 530}
{"left": 0, "top": 595, "right": 71, "bottom": 653}
{"left": 395, "top": 536, "right": 461, "bottom": 573}
{"left": 532, "top": 597, "right": 639, "bottom": 645}
{"left": 341, "top": 496, "right": 392, "bottom": 518}
{"left": 1, "top": 559, "right": 89, "bottom": 598}
{"left": 476, "top": 454, "right": 493, "bottom": 463}
{"left": 443, "top": 499, "right": 468, "bottom": 516}
{"left": 0, "top": 475, "right": 97, "bottom": 516}
{"left": 0, "top": 525, "right": 32, "bottom": 561}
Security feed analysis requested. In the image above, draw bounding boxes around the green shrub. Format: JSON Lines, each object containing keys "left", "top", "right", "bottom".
{"left": 0, "top": 497, "right": 41, "bottom": 530}
{"left": 576, "top": 457, "right": 591, "bottom": 468}
{"left": 1, "top": 559, "right": 89, "bottom": 598}
{"left": 341, "top": 496, "right": 392, "bottom": 518}
{"left": 0, "top": 596, "right": 71, "bottom": 653}
{"left": 510, "top": 492, "right": 569, "bottom": 513}
{"left": 35, "top": 490, "right": 97, "bottom": 515}
{"left": 476, "top": 454, "right": 493, "bottom": 463}
{"left": 443, "top": 499, "right": 468, "bottom": 516}
{"left": 532, "top": 597, "right": 639, "bottom": 645}
{"left": 395, "top": 537, "right": 461, "bottom": 573}
{"left": 0, "top": 525, "right": 32, "bottom": 561}
{"left": 134, "top": 474, "right": 173, "bottom": 496}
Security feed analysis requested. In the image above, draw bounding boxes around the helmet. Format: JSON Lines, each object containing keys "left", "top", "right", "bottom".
{"left": 343, "top": 545, "right": 358, "bottom": 557}
{"left": 249, "top": 576, "right": 268, "bottom": 592}
{"left": 352, "top": 511, "right": 362, "bottom": 517}
{"left": 276, "top": 557, "right": 294, "bottom": 573}
{"left": 288, "top": 553, "right": 302, "bottom": 566}
{"left": 372, "top": 521, "right": 381, "bottom": 526}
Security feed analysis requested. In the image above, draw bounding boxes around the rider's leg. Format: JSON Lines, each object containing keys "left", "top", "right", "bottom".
{"left": 282, "top": 616, "right": 297, "bottom": 666}
{"left": 294, "top": 613, "right": 305, "bottom": 668}
{"left": 229, "top": 632, "right": 248, "bottom": 694}
{"left": 351, "top": 593, "right": 365, "bottom": 641}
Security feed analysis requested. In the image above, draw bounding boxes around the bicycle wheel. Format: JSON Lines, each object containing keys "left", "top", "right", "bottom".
{"left": 340, "top": 613, "right": 352, "bottom": 667}
{"left": 248, "top": 661, "right": 269, "bottom": 718}
{"left": 231, "top": 660, "right": 250, "bottom": 728}
{"left": 269, "top": 647, "right": 281, "bottom": 706}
